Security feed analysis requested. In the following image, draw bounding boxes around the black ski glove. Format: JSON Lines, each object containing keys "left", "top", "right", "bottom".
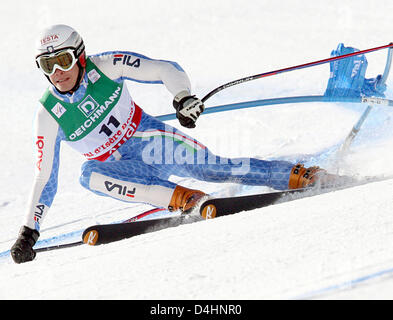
{"left": 11, "top": 226, "right": 40, "bottom": 264}
{"left": 173, "top": 90, "right": 205, "bottom": 128}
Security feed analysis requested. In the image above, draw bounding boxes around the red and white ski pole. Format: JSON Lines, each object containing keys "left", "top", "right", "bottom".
{"left": 202, "top": 43, "right": 393, "bottom": 103}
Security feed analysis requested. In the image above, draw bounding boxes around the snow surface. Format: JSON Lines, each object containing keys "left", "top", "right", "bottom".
{"left": 2, "top": 0, "right": 393, "bottom": 300}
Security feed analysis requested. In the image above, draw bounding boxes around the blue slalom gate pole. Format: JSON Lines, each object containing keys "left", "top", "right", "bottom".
{"left": 333, "top": 46, "right": 393, "bottom": 172}
{"left": 156, "top": 95, "right": 393, "bottom": 122}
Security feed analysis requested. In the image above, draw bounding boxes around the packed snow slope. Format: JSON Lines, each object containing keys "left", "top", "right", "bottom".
{"left": 1, "top": 0, "right": 393, "bottom": 299}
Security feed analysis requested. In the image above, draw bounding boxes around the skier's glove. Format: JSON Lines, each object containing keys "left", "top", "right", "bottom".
{"left": 173, "top": 90, "right": 205, "bottom": 128}
{"left": 11, "top": 226, "right": 39, "bottom": 264}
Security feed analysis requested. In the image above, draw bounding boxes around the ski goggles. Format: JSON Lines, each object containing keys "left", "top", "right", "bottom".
{"left": 36, "top": 49, "right": 78, "bottom": 76}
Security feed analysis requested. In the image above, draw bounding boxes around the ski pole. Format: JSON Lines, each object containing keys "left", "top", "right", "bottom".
{"left": 202, "top": 43, "right": 393, "bottom": 103}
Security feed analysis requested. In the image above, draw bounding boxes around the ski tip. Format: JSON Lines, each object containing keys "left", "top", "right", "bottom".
{"left": 200, "top": 202, "right": 217, "bottom": 219}
{"left": 82, "top": 228, "right": 99, "bottom": 246}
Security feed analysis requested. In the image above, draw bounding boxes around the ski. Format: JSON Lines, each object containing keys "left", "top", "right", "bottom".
{"left": 82, "top": 215, "right": 190, "bottom": 246}
{"left": 200, "top": 188, "right": 305, "bottom": 219}
{"left": 31, "top": 207, "right": 169, "bottom": 253}
{"left": 200, "top": 174, "right": 392, "bottom": 218}
{"left": 81, "top": 174, "right": 393, "bottom": 246}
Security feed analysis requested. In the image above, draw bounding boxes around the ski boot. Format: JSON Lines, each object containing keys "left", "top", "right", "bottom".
{"left": 288, "top": 163, "right": 354, "bottom": 189}
{"left": 168, "top": 185, "right": 207, "bottom": 213}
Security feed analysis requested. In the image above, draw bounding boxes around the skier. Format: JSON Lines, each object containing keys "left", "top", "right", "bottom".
{"left": 11, "top": 24, "right": 339, "bottom": 263}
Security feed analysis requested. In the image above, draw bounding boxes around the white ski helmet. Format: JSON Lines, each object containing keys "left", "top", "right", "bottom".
{"left": 35, "top": 24, "right": 86, "bottom": 92}
{"left": 35, "top": 24, "right": 85, "bottom": 60}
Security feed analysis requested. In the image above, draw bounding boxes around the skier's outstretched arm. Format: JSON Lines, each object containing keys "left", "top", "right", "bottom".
{"left": 11, "top": 106, "right": 62, "bottom": 263}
